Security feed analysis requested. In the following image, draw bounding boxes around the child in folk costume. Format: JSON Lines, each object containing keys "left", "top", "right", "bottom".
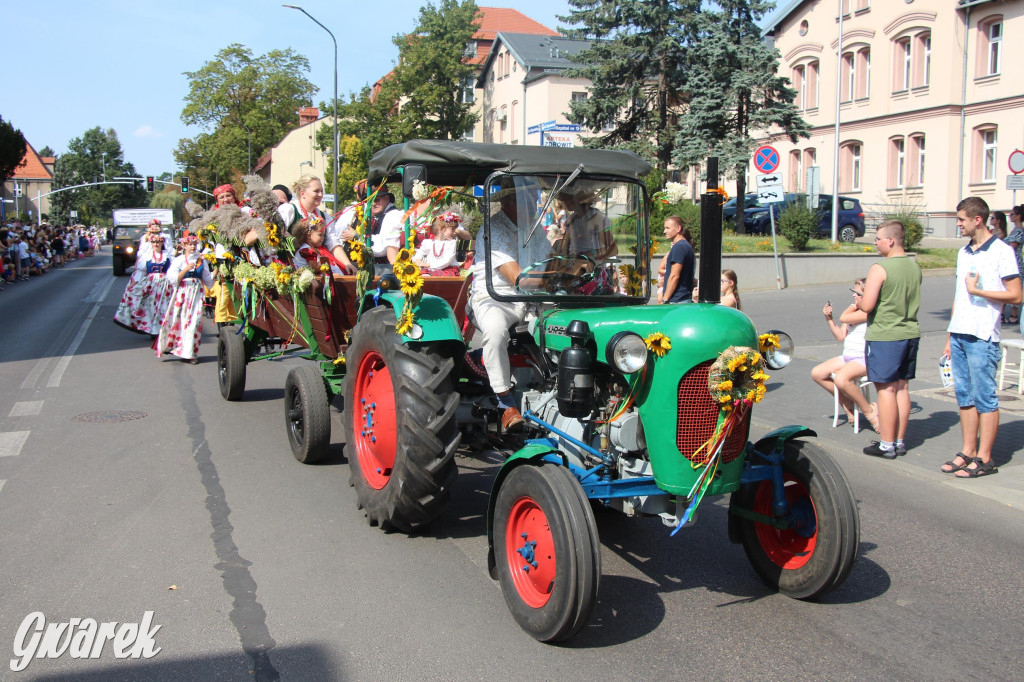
{"left": 412, "top": 211, "right": 461, "bottom": 276}
{"left": 114, "top": 232, "right": 174, "bottom": 336}
{"left": 290, "top": 217, "right": 351, "bottom": 275}
{"left": 156, "top": 232, "right": 214, "bottom": 364}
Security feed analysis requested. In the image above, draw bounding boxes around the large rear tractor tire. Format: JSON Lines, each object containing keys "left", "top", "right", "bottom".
{"left": 343, "top": 306, "right": 460, "bottom": 532}
{"left": 217, "top": 328, "right": 247, "bottom": 401}
{"left": 284, "top": 365, "right": 331, "bottom": 464}
{"left": 730, "top": 440, "right": 859, "bottom": 599}
{"left": 494, "top": 463, "right": 600, "bottom": 642}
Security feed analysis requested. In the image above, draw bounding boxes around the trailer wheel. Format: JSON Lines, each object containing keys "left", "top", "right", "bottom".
{"left": 344, "top": 306, "right": 459, "bottom": 531}
{"left": 731, "top": 440, "right": 859, "bottom": 599}
{"left": 494, "top": 463, "right": 600, "bottom": 642}
{"left": 113, "top": 256, "right": 125, "bottom": 276}
{"left": 217, "top": 328, "right": 247, "bottom": 401}
{"left": 284, "top": 365, "right": 331, "bottom": 464}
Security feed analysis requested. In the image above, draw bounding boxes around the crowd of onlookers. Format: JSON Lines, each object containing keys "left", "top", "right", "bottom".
{"left": 0, "top": 221, "right": 104, "bottom": 287}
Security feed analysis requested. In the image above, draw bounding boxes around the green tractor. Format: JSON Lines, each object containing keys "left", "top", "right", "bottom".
{"left": 334, "top": 141, "right": 859, "bottom": 642}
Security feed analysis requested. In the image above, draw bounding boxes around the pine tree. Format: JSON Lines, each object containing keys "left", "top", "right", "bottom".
{"left": 673, "top": 0, "right": 808, "bottom": 232}
{"left": 559, "top": 0, "right": 699, "bottom": 172}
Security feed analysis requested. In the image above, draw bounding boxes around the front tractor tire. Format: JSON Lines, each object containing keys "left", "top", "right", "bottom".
{"left": 217, "top": 327, "right": 247, "bottom": 401}
{"left": 284, "top": 365, "right": 331, "bottom": 464}
{"left": 730, "top": 440, "right": 859, "bottom": 599}
{"left": 494, "top": 463, "right": 600, "bottom": 642}
{"left": 343, "top": 306, "right": 460, "bottom": 532}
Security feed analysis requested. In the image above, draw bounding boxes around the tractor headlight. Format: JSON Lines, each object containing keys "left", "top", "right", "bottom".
{"left": 606, "top": 332, "right": 647, "bottom": 374}
{"left": 126, "top": 246, "right": 134, "bottom": 254}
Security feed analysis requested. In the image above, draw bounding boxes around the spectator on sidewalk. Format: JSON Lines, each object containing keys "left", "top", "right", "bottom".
{"left": 857, "top": 220, "right": 922, "bottom": 458}
{"left": 941, "top": 196, "right": 1022, "bottom": 478}
{"left": 1002, "top": 205, "right": 1023, "bottom": 324}
{"left": 812, "top": 278, "right": 877, "bottom": 429}
{"left": 658, "top": 216, "right": 695, "bottom": 304}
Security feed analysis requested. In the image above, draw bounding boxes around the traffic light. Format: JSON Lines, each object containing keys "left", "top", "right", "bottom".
{"left": 181, "top": 176, "right": 189, "bottom": 193}
{"left": 146, "top": 176, "right": 155, "bottom": 192}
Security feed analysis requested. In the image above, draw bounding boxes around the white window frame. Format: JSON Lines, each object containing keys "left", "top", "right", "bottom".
{"left": 845, "top": 53, "right": 856, "bottom": 102}
{"left": 915, "top": 135, "right": 926, "bottom": 185}
{"left": 988, "top": 21, "right": 1002, "bottom": 75}
{"left": 851, "top": 144, "right": 862, "bottom": 191}
{"left": 894, "top": 138, "right": 905, "bottom": 189}
{"left": 922, "top": 35, "right": 931, "bottom": 86}
{"left": 900, "top": 38, "right": 912, "bottom": 90}
{"left": 982, "top": 129, "right": 998, "bottom": 182}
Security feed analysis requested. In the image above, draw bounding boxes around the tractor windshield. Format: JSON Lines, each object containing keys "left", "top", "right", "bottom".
{"left": 482, "top": 173, "right": 649, "bottom": 303}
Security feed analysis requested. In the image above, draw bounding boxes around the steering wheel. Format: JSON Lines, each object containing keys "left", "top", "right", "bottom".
{"left": 515, "top": 253, "right": 597, "bottom": 294}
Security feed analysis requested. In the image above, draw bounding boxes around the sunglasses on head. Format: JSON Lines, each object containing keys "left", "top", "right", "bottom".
{"left": 850, "top": 288, "right": 863, "bottom": 295}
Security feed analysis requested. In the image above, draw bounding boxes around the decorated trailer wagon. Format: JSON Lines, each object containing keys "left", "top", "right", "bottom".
{"left": 221, "top": 141, "right": 859, "bottom": 643}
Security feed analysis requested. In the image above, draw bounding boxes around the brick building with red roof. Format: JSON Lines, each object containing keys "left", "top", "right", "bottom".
{"left": 2, "top": 141, "right": 53, "bottom": 223}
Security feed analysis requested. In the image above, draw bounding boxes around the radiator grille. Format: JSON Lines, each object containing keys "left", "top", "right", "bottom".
{"left": 676, "top": 360, "right": 750, "bottom": 465}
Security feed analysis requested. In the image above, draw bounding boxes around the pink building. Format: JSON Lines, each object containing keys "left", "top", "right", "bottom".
{"left": 760, "top": 0, "right": 1024, "bottom": 237}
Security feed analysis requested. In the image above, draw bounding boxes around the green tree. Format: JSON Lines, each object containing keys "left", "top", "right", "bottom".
{"left": 50, "top": 127, "right": 148, "bottom": 225}
{"left": 324, "top": 0, "right": 480, "bottom": 160}
{"left": 38, "top": 146, "right": 55, "bottom": 158}
{"left": 0, "top": 116, "right": 28, "bottom": 187}
{"left": 559, "top": 0, "right": 699, "bottom": 171}
{"left": 176, "top": 43, "right": 317, "bottom": 184}
{"left": 673, "top": 0, "right": 809, "bottom": 233}
{"left": 334, "top": 135, "right": 368, "bottom": 204}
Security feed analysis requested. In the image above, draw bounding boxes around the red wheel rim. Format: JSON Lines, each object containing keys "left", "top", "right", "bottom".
{"left": 504, "top": 496, "right": 556, "bottom": 608}
{"left": 353, "top": 350, "right": 398, "bottom": 490}
{"left": 752, "top": 475, "right": 817, "bottom": 569}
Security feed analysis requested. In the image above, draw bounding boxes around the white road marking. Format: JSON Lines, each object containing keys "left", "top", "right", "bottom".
{"left": 46, "top": 277, "right": 116, "bottom": 389}
{"left": 0, "top": 432, "right": 30, "bottom": 457}
{"left": 0, "top": 480, "right": 5, "bottom": 495}
{"left": 9, "top": 401, "right": 43, "bottom": 417}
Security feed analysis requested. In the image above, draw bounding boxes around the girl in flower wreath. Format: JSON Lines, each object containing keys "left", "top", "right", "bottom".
{"left": 114, "top": 231, "right": 174, "bottom": 337}
{"left": 412, "top": 211, "right": 461, "bottom": 276}
{"left": 290, "top": 217, "right": 352, "bottom": 275}
{"left": 156, "top": 232, "right": 214, "bottom": 364}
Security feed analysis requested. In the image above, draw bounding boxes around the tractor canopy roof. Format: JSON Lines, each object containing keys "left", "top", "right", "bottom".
{"left": 367, "top": 139, "right": 652, "bottom": 188}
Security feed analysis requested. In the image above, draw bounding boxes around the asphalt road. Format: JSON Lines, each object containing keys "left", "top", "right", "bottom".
{"left": 0, "top": 251, "right": 1021, "bottom": 681}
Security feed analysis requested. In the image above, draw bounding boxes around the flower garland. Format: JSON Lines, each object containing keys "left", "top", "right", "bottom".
{"left": 708, "top": 346, "right": 770, "bottom": 413}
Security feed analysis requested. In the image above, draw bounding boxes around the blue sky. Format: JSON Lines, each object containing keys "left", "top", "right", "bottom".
{"left": 4, "top": 1, "right": 573, "bottom": 176}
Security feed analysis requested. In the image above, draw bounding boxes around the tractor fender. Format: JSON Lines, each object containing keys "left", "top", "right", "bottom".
{"left": 485, "top": 441, "right": 566, "bottom": 580}
{"left": 363, "top": 291, "right": 464, "bottom": 345}
{"left": 727, "top": 425, "right": 817, "bottom": 544}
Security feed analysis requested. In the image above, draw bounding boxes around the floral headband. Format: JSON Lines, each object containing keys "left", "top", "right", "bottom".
{"left": 180, "top": 231, "right": 198, "bottom": 244}
{"left": 438, "top": 211, "right": 460, "bottom": 224}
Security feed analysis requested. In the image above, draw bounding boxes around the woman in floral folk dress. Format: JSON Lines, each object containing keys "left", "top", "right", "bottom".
{"left": 157, "top": 233, "right": 214, "bottom": 363}
{"left": 114, "top": 232, "right": 174, "bottom": 336}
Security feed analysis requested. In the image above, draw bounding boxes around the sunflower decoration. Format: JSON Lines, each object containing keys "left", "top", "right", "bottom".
{"left": 708, "top": 346, "right": 770, "bottom": 413}
{"left": 348, "top": 240, "right": 366, "bottom": 268}
{"left": 395, "top": 308, "right": 416, "bottom": 336}
{"left": 202, "top": 252, "right": 217, "bottom": 266}
{"left": 757, "top": 332, "right": 780, "bottom": 354}
{"left": 197, "top": 223, "right": 220, "bottom": 244}
{"left": 644, "top": 332, "right": 672, "bottom": 358}
{"left": 265, "top": 222, "right": 280, "bottom": 247}
{"left": 393, "top": 248, "right": 426, "bottom": 335}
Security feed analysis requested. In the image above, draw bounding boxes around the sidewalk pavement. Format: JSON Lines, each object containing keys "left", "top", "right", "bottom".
{"left": 749, "top": 326, "right": 1024, "bottom": 513}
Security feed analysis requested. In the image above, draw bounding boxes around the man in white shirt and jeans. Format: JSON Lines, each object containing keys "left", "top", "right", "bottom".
{"left": 941, "top": 196, "right": 1022, "bottom": 478}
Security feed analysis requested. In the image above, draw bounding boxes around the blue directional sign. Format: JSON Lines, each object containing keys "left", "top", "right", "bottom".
{"left": 753, "top": 145, "right": 781, "bottom": 174}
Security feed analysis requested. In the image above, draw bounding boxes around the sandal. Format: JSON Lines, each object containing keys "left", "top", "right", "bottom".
{"left": 955, "top": 459, "right": 998, "bottom": 478}
{"left": 940, "top": 452, "right": 974, "bottom": 473}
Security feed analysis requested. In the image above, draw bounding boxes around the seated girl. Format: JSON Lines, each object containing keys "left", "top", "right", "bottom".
{"left": 291, "top": 218, "right": 352, "bottom": 275}
{"left": 412, "top": 212, "right": 461, "bottom": 276}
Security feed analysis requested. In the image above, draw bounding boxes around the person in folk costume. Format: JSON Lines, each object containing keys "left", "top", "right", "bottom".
{"left": 156, "top": 231, "right": 214, "bottom": 364}
{"left": 278, "top": 174, "right": 356, "bottom": 274}
{"left": 412, "top": 211, "right": 461, "bottom": 276}
{"left": 114, "top": 230, "right": 175, "bottom": 337}
{"left": 290, "top": 218, "right": 352, "bottom": 275}
{"left": 114, "top": 220, "right": 168, "bottom": 333}
{"left": 207, "top": 183, "right": 251, "bottom": 327}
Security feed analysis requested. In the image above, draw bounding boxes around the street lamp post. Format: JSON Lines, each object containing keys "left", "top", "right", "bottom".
{"left": 284, "top": 4, "right": 339, "bottom": 213}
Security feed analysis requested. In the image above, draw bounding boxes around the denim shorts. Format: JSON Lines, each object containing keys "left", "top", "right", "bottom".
{"left": 949, "top": 333, "right": 1001, "bottom": 413}
{"left": 865, "top": 338, "right": 919, "bottom": 383}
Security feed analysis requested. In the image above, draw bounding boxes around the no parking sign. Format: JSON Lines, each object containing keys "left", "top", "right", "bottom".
{"left": 753, "top": 145, "right": 780, "bottom": 174}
